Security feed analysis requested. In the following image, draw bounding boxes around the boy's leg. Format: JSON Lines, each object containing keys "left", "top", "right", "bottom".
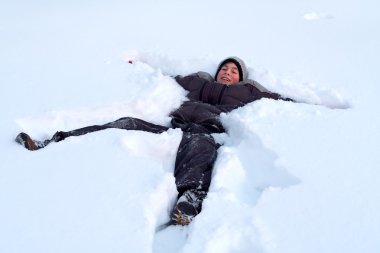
{"left": 103, "top": 117, "right": 169, "bottom": 134}
{"left": 62, "top": 117, "right": 169, "bottom": 138}
{"left": 171, "top": 132, "right": 219, "bottom": 224}
{"left": 174, "top": 133, "right": 218, "bottom": 196}
{"left": 15, "top": 117, "right": 169, "bottom": 151}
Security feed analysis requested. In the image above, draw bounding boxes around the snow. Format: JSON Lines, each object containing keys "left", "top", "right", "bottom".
{"left": 303, "top": 12, "right": 334, "bottom": 21}
{"left": 1, "top": 0, "right": 379, "bottom": 252}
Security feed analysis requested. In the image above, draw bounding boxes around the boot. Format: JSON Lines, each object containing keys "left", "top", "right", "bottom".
{"left": 15, "top": 132, "right": 43, "bottom": 151}
{"left": 170, "top": 189, "right": 206, "bottom": 225}
{"left": 171, "top": 201, "right": 198, "bottom": 226}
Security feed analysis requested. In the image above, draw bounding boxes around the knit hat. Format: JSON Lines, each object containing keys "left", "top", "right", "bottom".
{"left": 214, "top": 56, "right": 248, "bottom": 82}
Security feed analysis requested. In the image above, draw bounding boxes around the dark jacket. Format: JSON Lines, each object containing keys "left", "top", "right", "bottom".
{"left": 170, "top": 72, "right": 291, "bottom": 134}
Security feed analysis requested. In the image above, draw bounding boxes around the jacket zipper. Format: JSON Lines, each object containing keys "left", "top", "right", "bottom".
{"left": 217, "top": 85, "right": 228, "bottom": 104}
{"left": 199, "top": 82, "right": 206, "bottom": 101}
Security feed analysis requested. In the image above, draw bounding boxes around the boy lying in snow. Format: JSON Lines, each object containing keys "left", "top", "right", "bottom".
{"left": 16, "top": 56, "right": 293, "bottom": 226}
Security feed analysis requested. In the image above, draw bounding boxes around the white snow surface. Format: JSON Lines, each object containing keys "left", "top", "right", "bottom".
{"left": 1, "top": 0, "right": 379, "bottom": 253}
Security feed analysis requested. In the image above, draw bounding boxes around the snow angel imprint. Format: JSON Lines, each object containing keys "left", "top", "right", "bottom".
{"left": 15, "top": 56, "right": 294, "bottom": 226}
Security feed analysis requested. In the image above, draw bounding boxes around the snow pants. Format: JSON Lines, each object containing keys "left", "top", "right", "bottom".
{"left": 53, "top": 117, "right": 219, "bottom": 202}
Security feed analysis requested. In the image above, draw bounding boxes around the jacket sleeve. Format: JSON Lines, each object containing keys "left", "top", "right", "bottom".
{"left": 241, "top": 79, "right": 294, "bottom": 102}
{"left": 244, "top": 79, "right": 271, "bottom": 92}
{"left": 174, "top": 75, "right": 195, "bottom": 91}
{"left": 261, "top": 90, "right": 294, "bottom": 102}
{"left": 174, "top": 72, "right": 213, "bottom": 92}
{"left": 244, "top": 83, "right": 294, "bottom": 102}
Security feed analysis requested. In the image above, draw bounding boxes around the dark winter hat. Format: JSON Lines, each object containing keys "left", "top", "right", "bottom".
{"left": 214, "top": 56, "right": 248, "bottom": 82}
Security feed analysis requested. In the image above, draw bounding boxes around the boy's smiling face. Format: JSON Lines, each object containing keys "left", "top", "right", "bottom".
{"left": 216, "top": 62, "right": 240, "bottom": 85}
